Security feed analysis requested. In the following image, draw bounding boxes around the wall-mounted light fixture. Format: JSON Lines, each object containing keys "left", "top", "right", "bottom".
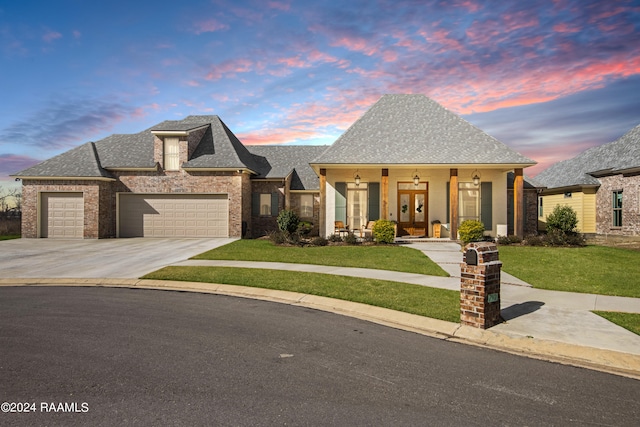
{"left": 413, "top": 170, "right": 420, "bottom": 186}
{"left": 354, "top": 170, "right": 361, "bottom": 187}
{"left": 472, "top": 169, "right": 481, "bottom": 186}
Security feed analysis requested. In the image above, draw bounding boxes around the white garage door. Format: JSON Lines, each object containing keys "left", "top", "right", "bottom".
{"left": 41, "top": 192, "right": 84, "bottom": 238}
{"left": 119, "top": 194, "right": 229, "bottom": 238}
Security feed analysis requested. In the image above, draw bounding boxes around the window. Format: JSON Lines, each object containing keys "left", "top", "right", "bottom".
{"left": 459, "top": 182, "right": 479, "bottom": 225}
{"left": 164, "top": 137, "right": 180, "bottom": 171}
{"left": 300, "top": 194, "right": 313, "bottom": 218}
{"left": 347, "top": 182, "right": 368, "bottom": 230}
{"left": 538, "top": 196, "right": 543, "bottom": 217}
{"left": 252, "top": 192, "right": 278, "bottom": 217}
{"left": 613, "top": 190, "right": 623, "bottom": 227}
{"left": 260, "top": 193, "right": 271, "bottom": 216}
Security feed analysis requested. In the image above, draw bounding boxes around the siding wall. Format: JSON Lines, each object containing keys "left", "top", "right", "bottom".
{"left": 540, "top": 190, "right": 596, "bottom": 233}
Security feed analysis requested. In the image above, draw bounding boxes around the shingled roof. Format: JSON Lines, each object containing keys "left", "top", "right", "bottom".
{"left": 248, "top": 145, "right": 328, "bottom": 190}
{"left": 13, "top": 142, "right": 114, "bottom": 179}
{"left": 13, "top": 115, "right": 263, "bottom": 176}
{"left": 535, "top": 124, "right": 640, "bottom": 190}
{"left": 312, "top": 94, "right": 535, "bottom": 166}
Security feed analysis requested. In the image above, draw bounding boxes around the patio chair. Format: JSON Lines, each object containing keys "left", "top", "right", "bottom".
{"left": 334, "top": 221, "right": 349, "bottom": 236}
{"left": 361, "top": 221, "right": 375, "bottom": 238}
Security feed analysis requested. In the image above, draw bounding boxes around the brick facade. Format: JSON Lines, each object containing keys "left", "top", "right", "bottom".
{"left": 289, "top": 193, "right": 321, "bottom": 236}
{"left": 21, "top": 180, "right": 111, "bottom": 238}
{"left": 596, "top": 174, "right": 640, "bottom": 236}
{"left": 460, "top": 242, "right": 502, "bottom": 329}
{"left": 250, "top": 180, "right": 284, "bottom": 238}
{"left": 507, "top": 188, "right": 538, "bottom": 236}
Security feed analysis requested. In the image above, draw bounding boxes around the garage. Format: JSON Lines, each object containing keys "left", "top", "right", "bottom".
{"left": 118, "top": 194, "right": 229, "bottom": 238}
{"left": 41, "top": 192, "right": 84, "bottom": 238}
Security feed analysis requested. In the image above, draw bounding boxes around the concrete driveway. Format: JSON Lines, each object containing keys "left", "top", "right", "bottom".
{"left": 0, "top": 238, "right": 236, "bottom": 278}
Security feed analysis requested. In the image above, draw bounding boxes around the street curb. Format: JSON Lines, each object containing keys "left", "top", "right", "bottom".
{"left": 2, "top": 278, "right": 639, "bottom": 380}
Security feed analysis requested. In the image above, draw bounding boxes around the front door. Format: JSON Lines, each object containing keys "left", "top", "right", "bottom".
{"left": 397, "top": 182, "right": 428, "bottom": 237}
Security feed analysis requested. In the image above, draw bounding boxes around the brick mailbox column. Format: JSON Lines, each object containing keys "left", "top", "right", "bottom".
{"left": 460, "top": 242, "right": 502, "bottom": 329}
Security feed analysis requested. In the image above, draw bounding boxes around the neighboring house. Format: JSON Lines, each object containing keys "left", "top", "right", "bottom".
{"left": 535, "top": 124, "right": 640, "bottom": 236}
{"left": 309, "top": 94, "right": 536, "bottom": 239}
{"left": 13, "top": 94, "right": 537, "bottom": 240}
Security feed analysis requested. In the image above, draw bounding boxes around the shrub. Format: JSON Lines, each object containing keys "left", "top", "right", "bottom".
{"left": 297, "top": 221, "right": 313, "bottom": 236}
{"left": 343, "top": 232, "right": 358, "bottom": 245}
{"left": 546, "top": 205, "right": 578, "bottom": 234}
{"left": 328, "top": 233, "right": 343, "bottom": 243}
{"left": 276, "top": 209, "right": 300, "bottom": 234}
{"left": 310, "top": 236, "right": 328, "bottom": 246}
{"left": 497, "top": 235, "right": 522, "bottom": 245}
{"left": 523, "top": 234, "right": 545, "bottom": 246}
{"left": 458, "top": 220, "right": 485, "bottom": 244}
{"left": 545, "top": 229, "right": 586, "bottom": 247}
{"left": 268, "top": 230, "right": 287, "bottom": 245}
{"left": 372, "top": 220, "right": 396, "bottom": 244}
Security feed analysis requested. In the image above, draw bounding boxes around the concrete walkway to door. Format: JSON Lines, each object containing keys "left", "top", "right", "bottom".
{"left": 0, "top": 238, "right": 236, "bottom": 278}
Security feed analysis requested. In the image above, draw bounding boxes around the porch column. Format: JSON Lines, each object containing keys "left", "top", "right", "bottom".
{"left": 319, "top": 168, "right": 326, "bottom": 237}
{"left": 514, "top": 168, "right": 524, "bottom": 238}
{"left": 381, "top": 168, "right": 389, "bottom": 220}
{"left": 450, "top": 168, "right": 458, "bottom": 240}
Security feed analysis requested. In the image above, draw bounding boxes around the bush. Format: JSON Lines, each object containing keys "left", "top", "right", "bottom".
{"left": 297, "top": 221, "right": 313, "bottom": 236}
{"left": 310, "top": 236, "right": 328, "bottom": 246}
{"left": 276, "top": 209, "right": 299, "bottom": 234}
{"left": 372, "top": 220, "right": 396, "bottom": 244}
{"left": 545, "top": 229, "right": 586, "bottom": 247}
{"left": 328, "top": 233, "right": 343, "bottom": 243}
{"left": 546, "top": 205, "right": 578, "bottom": 234}
{"left": 343, "top": 232, "right": 358, "bottom": 245}
{"left": 268, "top": 230, "right": 287, "bottom": 245}
{"left": 458, "top": 220, "right": 485, "bottom": 244}
{"left": 523, "top": 234, "right": 545, "bottom": 246}
{"left": 497, "top": 235, "right": 522, "bottom": 245}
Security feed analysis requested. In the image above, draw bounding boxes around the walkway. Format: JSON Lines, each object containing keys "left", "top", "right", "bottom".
{"left": 173, "top": 241, "right": 640, "bottom": 358}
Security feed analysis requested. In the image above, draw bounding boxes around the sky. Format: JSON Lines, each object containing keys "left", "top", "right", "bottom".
{"left": 1, "top": 0, "right": 639, "bottom": 191}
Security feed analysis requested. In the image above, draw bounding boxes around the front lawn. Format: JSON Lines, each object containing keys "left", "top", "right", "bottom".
{"left": 498, "top": 245, "right": 640, "bottom": 298}
{"left": 0, "top": 234, "right": 20, "bottom": 241}
{"left": 143, "top": 266, "right": 460, "bottom": 323}
{"left": 193, "top": 239, "right": 449, "bottom": 277}
{"left": 593, "top": 311, "right": 640, "bottom": 336}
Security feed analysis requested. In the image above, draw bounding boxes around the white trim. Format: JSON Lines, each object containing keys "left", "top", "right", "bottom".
{"left": 150, "top": 124, "right": 209, "bottom": 136}
{"left": 14, "top": 176, "right": 116, "bottom": 182}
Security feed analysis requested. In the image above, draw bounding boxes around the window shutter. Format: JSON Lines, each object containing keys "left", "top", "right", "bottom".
{"left": 271, "top": 192, "right": 279, "bottom": 217}
{"left": 252, "top": 193, "right": 260, "bottom": 216}
{"left": 481, "top": 182, "right": 492, "bottom": 230}
{"left": 335, "top": 182, "right": 347, "bottom": 222}
{"left": 368, "top": 182, "right": 380, "bottom": 221}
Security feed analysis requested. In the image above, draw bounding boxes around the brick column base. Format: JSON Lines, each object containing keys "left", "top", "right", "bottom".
{"left": 460, "top": 242, "right": 502, "bottom": 329}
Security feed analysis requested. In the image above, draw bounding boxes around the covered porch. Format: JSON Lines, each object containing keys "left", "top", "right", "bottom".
{"left": 315, "top": 166, "right": 526, "bottom": 240}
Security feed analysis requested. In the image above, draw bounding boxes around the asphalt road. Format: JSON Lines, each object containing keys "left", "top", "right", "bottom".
{"left": 1, "top": 287, "right": 639, "bottom": 426}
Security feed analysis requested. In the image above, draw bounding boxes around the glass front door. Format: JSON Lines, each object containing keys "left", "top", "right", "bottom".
{"left": 347, "top": 183, "right": 368, "bottom": 231}
{"left": 397, "top": 182, "right": 428, "bottom": 236}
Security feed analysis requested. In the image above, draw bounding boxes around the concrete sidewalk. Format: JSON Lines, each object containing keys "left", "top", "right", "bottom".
{"left": 2, "top": 240, "right": 639, "bottom": 378}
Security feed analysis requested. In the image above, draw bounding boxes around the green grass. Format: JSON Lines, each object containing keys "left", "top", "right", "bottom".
{"left": 593, "top": 311, "right": 640, "bottom": 336}
{"left": 193, "top": 239, "right": 449, "bottom": 277}
{"left": 0, "top": 234, "right": 20, "bottom": 241}
{"left": 498, "top": 245, "right": 640, "bottom": 298}
{"left": 143, "top": 266, "right": 460, "bottom": 323}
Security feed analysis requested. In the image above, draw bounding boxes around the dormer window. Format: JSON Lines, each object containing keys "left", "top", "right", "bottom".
{"left": 164, "top": 137, "right": 180, "bottom": 171}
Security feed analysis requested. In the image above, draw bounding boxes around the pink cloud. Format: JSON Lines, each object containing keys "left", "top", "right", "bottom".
{"left": 267, "top": 1, "right": 290, "bottom": 11}
{"left": 205, "top": 58, "right": 254, "bottom": 80}
{"left": 553, "top": 22, "right": 580, "bottom": 33}
{"left": 42, "top": 31, "right": 62, "bottom": 43}
{"left": 72, "top": 30, "right": 81, "bottom": 39}
{"left": 193, "top": 19, "right": 229, "bottom": 34}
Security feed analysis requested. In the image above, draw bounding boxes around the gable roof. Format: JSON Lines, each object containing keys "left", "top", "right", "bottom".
{"left": 248, "top": 145, "right": 328, "bottom": 190}
{"left": 535, "top": 124, "right": 640, "bottom": 190}
{"left": 312, "top": 94, "right": 535, "bottom": 166}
